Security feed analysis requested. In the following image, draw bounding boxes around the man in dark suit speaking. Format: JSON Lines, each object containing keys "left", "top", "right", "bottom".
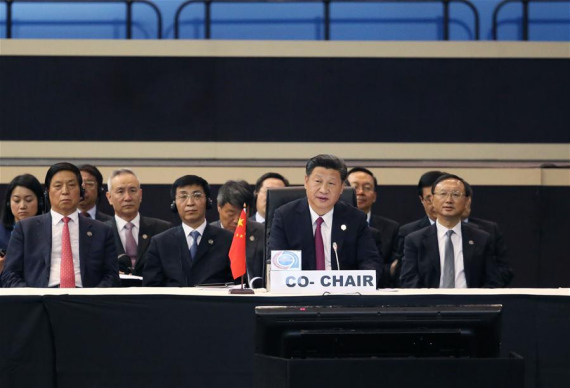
{"left": 2, "top": 162, "right": 119, "bottom": 288}
{"left": 400, "top": 174, "right": 500, "bottom": 288}
{"left": 268, "top": 154, "right": 383, "bottom": 286}
{"left": 143, "top": 175, "right": 233, "bottom": 287}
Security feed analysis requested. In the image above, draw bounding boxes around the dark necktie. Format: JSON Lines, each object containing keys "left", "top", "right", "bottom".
{"left": 189, "top": 230, "right": 200, "bottom": 261}
{"left": 80, "top": 211, "right": 91, "bottom": 218}
{"left": 442, "top": 230, "right": 455, "bottom": 288}
{"left": 315, "top": 217, "right": 325, "bottom": 270}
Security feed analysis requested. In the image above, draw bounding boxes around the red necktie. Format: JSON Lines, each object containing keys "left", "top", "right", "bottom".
{"left": 60, "top": 216, "right": 76, "bottom": 288}
{"left": 315, "top": 217, "right": 325, "bottom": 270}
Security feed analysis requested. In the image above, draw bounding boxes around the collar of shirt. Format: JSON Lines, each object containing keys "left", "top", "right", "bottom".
{"left": 366, "top": 211, "right": 372, "bottom": 225}
{"left": 182, "top": 219, "right": 207, "bottom": 240}
{"left": 255, "top": 212, "right": 265, "bottom": 223}
{"left": 51, "top": 209, "right": 79, "bottom": 225}
{"left": 308, "top": 205, "right": 334, "bottom": 230}
{"left": 429, "top": 217, "right": 436, "bottom": 225}
{"left": 84, "top": 206, "right": 97, "bottom": 219}
{"left": 435, "top": 219, "right": 462, "bottom": 239}
{"left": 115, "top": 213, "right": 140, "bottom": 232}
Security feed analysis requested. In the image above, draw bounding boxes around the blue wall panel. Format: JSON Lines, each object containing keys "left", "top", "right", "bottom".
{"left": 0, "top": 0, "right": 568, "bottom": 41}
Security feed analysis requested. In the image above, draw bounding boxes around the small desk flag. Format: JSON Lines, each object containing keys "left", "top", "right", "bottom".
{"left": 229, "top": 207, "right": 247, "bottom": 280}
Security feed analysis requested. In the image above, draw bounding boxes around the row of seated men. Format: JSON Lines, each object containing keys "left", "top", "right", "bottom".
{"left": 0, "top": 154, "right": 512, "bottom": 289}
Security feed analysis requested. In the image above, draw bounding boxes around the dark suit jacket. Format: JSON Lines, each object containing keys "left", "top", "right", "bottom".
{"left": 95, "top": 210, "right": 113, "bottom": 222}
{"left": 1, "top": 213, "right": 119, "bottom": 288}
{"left": 369, "top": 215, "right": 400, "bottom": 263}
{"left": 468, "top": 217, "right": 513, "bottom": 287}
{"left": 268, "top": 198, "right": 383, "bottom": 285}
{"left": 142, "top": 224, "right": 234, "bottom": 287}
{"left": 210, "top": 220, "right": 265, "bottom": 287}
{"left": 106, "top": 215, "right": 172, "bottom": 276}
{"left": 0, "top": 224, "right": 12, "bottom": 251}
{"left": 400, "top": 223, "right": 501, "bottom": 288}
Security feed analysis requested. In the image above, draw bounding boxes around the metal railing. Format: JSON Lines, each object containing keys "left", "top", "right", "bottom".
{"left": 2, "top": 0, "right": 163, "bottom": 39}
{"left": 174, "top": 0, "right": 480, "bottom": 40}
{"left": 492, "top": 0, "right": 570, "bottom": 40}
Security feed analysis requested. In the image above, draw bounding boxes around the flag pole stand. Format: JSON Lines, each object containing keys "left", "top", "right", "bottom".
{"left": 229, "top": 275, "right": 254, "bottom": 294}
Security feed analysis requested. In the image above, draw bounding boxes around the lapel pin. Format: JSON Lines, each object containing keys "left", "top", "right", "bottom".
{"left": 87, "top": 231, "right": 93, "bottom": 237}
{"left": 341, "top": 225, "right": 347, "bottom": 231}
{"left": 469, "top": 240, "right": 474, "bottom": 245}
{"left": 249, "top": 235, "right": 255, "bottom": 242}
{"left": 142, "top": 234, "right": 148, "bottom": 240}
{"left": 208, "top": 239, "right": 214, "bottom": 245}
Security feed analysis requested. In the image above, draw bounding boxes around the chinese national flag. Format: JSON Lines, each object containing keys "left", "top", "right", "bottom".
{"left": 229, "top": 208, "right": 247, "bottom": 279}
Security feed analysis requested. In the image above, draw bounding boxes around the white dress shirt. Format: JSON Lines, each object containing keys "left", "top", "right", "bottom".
{"left": 255, "top": 212, "right": 265, "bottom": 223}
{"left": 436, "top": 220, "right": 467, "bottom": 288}
{"left": 308, "top": 205, "right": 334, "bottom": 270}
{"left": 48, "top": 210, "right": 83, "bottom": 287}
{"left": 182, "top": 219, "right": 207, "bottom": 249}
{"left": 115, "top": 213, "right": 140, "bottom": 251}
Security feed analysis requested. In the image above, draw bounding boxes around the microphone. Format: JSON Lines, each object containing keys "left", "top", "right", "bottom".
{"left": 118, "top": 254, "right": 134, "bottom": 275}
{"left": 332, "top": 242, "right": 340, "bottom": 270}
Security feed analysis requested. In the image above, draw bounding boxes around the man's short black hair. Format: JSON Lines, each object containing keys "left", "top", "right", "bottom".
{"left": 170, "top": 175, "right": 211, "bottom": 200}
{"left": 306, "top": 154, "right": 348, "bottom": 181}
{"left": 417, "top": 170, "right": 446, "bottom": 197}
{"left": 254, "top": 172, "right": 290, "bottom": 193}
{"left": 78, "top": 164, "right": 104, "bottom": 200}
{"left": 45, "top": 162, "right": 83, "bottom": 190}
{"left": 217, "top": 180, "right": 254, "bottom": 209}
{"left": 2, "top": 174, "right": 44, "bottom": 229}
{"left": 431, "top": 174, "right": 472, "bottom": 197}
{"left": 346, "top": 167, "right": 377, "bottom": 189}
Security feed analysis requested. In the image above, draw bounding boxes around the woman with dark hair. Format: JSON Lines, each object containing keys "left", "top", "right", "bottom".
{"left": 0, "top": 174, "right": 44, "bottom": 282}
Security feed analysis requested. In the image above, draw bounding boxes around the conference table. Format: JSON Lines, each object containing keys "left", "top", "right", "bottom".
{"left": 1, "top": 287, "right": 568, "bottom": 388}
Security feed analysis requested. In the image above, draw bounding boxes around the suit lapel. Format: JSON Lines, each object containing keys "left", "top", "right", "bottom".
{"left": 78, "top": 216, "right": 92, "bottom": 284}
{"left": 461, "top": 223, "right": 475, "bottom": 287}
{"left": 41, "top": 214, "right": 53, "bottom": 270}
{"left": 297, "top": 200, "right": 317, "bottom": 270}
{"left": 137, "top": 216, "right": 151, "bottom": 260}
{"left": 422, "top": 225, "right": 441, "bottom": 278}
{"left": 110, "top": 218, "right": 126, "bottom": 256}
{"left": 330, "top": 205, "right": 346, "bottom": 270}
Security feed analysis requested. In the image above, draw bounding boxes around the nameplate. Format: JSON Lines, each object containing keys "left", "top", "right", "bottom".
{"left": 270, "top": 270, "right": 376, "bottom": 294}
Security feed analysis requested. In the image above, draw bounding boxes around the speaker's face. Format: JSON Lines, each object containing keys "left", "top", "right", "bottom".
{"left": 79, "top": 171, "right": 99, "bottom": 211}
{"left": 304, "top": 167, "right": 343, "bottom": 216}
{"left": 48, "top": 170, "right": 81, "bottom": 216}
{"left": 10, "top": 186, "right": 39, "bottom": 222}
{"left": 175, "top": 185, "right": 207, "bottom": 228}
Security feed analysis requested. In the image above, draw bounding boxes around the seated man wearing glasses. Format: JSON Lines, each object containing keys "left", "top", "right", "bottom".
{"left": 400, "top": 174, "right": 501, "bottom": 288}
{"left": 142, "top": 175, "right": 233, "bottom": 287}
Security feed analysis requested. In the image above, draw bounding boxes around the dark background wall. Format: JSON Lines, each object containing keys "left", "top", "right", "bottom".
{"left": 1, "top": 56, "right": 569, "bottom": 143}
{"left": 1, "top": 51, "right": 568, "bottom": 288}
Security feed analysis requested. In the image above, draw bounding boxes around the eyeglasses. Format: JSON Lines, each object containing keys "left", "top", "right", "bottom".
{"left": 176, "top": 192, "right": 205, "bottom": 201}
{"left": 422, "top": 195, "right": 433, "bottom": 203}
{"left": 353, "top": 185, "right": 375, "bottom": 193}
{"left": 433, "top": 191, "right": 466, "bottom": 200}
{"left": 83, "top": 180, "right": 97, "bottom": 188}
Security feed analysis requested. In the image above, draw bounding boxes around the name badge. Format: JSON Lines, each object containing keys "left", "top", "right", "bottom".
{"left": 271, "top": 270, "right": 376, "bottom": 294}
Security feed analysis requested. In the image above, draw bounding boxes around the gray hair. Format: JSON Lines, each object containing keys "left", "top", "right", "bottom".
{"left": 107, "top": 168, "right": 140, "bottom": 192}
